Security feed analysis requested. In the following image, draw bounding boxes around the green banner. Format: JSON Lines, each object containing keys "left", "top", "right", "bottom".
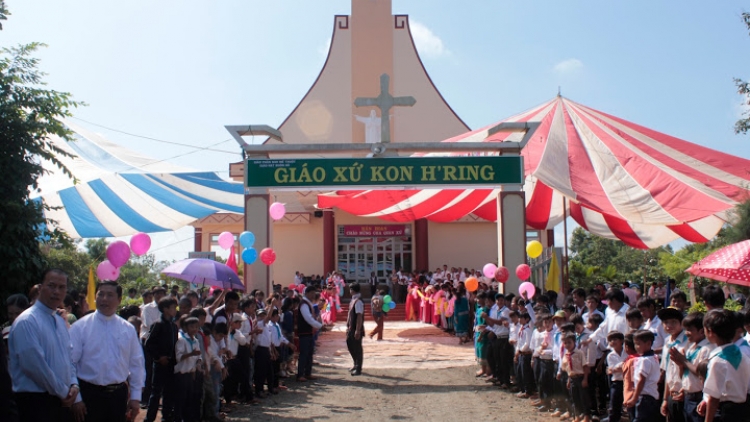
{"left": 245, "top": 156, "right": 523, "bottom": 188}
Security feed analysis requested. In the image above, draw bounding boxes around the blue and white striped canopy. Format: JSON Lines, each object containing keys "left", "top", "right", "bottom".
{"left": 35, "top": 120, "right": 245, "bottom": 238}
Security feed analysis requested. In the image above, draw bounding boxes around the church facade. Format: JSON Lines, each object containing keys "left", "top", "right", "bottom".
{"left": 191, "top": 0, "right": 547, "bottom": 291}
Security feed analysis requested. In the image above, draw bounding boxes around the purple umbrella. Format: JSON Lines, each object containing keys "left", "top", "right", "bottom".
{"left": 161, "top": 258, "right": 244, "bottom": 290}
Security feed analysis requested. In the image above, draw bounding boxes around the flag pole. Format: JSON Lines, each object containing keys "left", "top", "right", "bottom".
{"left": 562, "top": 197, "right": 569, "bottom": 294}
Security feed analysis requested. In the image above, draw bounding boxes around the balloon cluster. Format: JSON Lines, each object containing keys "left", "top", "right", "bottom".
{"left": 96, "top": 233, "right": 152, "bottom": 281}
{"left": 382, "top": 295, "right": 396, "bottom": 312}
{"left": 238, "top": 231, "right": 258, "bottom": 265}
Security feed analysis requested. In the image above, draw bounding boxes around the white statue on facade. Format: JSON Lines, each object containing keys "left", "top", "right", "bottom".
{"left": 355, "top": 110, "right": 381, "bottom": 144}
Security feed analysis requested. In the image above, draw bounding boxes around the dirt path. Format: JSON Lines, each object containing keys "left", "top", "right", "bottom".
{"left": 225, "top": 322, "right": 555, "bottom": 422}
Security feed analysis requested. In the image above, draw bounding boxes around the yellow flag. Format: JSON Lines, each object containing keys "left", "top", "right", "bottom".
{"left": 546, "top": 252, "right": 561, "bottom": 293}
{"left": 87, "top": 266, "right": 96, "bottom": 310}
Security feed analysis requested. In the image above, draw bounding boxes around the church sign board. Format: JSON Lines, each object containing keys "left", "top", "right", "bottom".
{"left": 343, "top": 225, "right": 407, "bottom": 237}
{"left": 245, "top": 156, "right": 523, "bottom": 189}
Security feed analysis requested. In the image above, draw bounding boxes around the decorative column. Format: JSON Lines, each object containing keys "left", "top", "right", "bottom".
{"left": 323, "top": 210, "right": 335, "bottom": 276}
{"left": 496, "top": 188, "right": 527, "bottom": 295}
{"left": 194, "top": 228, "right": 202, "bottom": 252}
{"left": 245, "top": 190, "right": 272, "bottom": 294}
{"left": 414, "top": 218, "right": 428, "bottom": 271}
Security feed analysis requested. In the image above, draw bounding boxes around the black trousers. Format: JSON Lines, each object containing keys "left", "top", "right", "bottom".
{"left": 297, "top": 336, "right": 314, "bottom": 378}
{"left": 15, "top": 392, "right": 70, "bottom": 422}
{"left": 188, "top": 371, "right": 203, "bottom": 422}
{"left": 346, "top": 332, "right": 364, "bottom": 371}
{"left": 223, "top": 358, "right": 245, "bottom": 402}
{"left": 666, "top": 396, "right": 684, "bottom": 422}
{"left": 146, "top": 363, "right": 175, "bottom": 422}
{"left": 141, "top": 343, "right": 152, "bottom": 404}
{"left": 633, "top": 395, "right": 659, "bottom": 422}
{"left": 236, "top": 345, "right": 253, "bottom": 400}
{"left": 254, "top": 346, "right": 274, "bottom": 394}
{"left": 537, "top": 359, "right": 555, "bottom": 403}
{"left": 608, "top": 379, "right": 623, "bottom": 422}
{"left": 494, "top": 337, "right": 512, "bottom": 385}
{"left": 172, "top": 372, "right": 195, "bottom": 422}
{"left": 519, "top": 353, "right": 536, "bottom": 394}
{"left": 683, "top": 392, "right": 702, "bottom": 422}
{"left": 79, "top": 380, "right": 128, "bottom": 422}
{"left": 568, "top": 376, "right": 590, "bottom": 417}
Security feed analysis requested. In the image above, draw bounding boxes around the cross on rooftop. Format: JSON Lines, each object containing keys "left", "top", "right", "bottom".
{"left": 354, "top": 73, "right": 416, "bottom": 144}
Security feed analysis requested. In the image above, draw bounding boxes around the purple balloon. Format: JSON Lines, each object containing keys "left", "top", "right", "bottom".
{"left": 130, "top": 232, "right": 151, "bottom": 256}
{"left": 106, "top": 240, "right": 131, "bottom": 268}
{"left": 96, "top": 260, "right": 120, "bottom": 281}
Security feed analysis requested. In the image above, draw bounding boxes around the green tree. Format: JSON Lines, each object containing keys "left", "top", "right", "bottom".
{"left": 0, "top": 1, "right": 8, "bottom": 30}
{"left": 85, "top": 238, "right": 109, "bottom": 262}
{"left": 723, "top": 200, "right": 750, "bottom": 244}
{"left": 735, "top": 12, "right": 750, "bottom": 134}
{"left": 0, "top": 41, "right": 83, "bottom": 310}
{"left": 43, "top": 241, "right": 93, "bottom": 292}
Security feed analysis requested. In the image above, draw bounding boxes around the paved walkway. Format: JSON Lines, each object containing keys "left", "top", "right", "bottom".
{"left": 135, "top": 321, "right": 477, "bottom": 421}
{"left": 317, "top": 321, "right": 477, "bottom": 369}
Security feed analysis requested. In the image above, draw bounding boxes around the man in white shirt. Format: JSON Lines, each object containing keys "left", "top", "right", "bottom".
{"left": 297, "top": 287, "right": 323, "bottom": 382}
{"left": 485, "top": 294, "right": 512, "bottom": 387}
{"left": 70, "top": 281, "right": 145, "bottom": 422}
{"left": 347, "top": 283, "right": 365, "bottom": 376}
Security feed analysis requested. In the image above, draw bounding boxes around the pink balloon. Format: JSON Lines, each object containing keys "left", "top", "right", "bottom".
{"left": 106, "top": 241, "right": 131, "bottom": 268}
{"left": 218, "top": 231, "right": 234, "bottom": 250}
{"left": 269, "top": 202, "right": 286, "bottom": 221}
{"left": 482, "top": 263, "right": 497, "bottom": 278}
{"left": 130, "top": 232, "right": 151, "bottom": 256}
{"left": 519, "top": 281, "right": 536, "bottom": 299}
{"left": 515, "top": 263, "right": 531, "bottom": 281}
{"left": 260, "top": 247, "right": 276, "bottom": 265}
{"left": 96, "top": 260, "right": 120, "bottom": 281}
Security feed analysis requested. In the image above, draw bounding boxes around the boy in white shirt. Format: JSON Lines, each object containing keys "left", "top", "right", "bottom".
{"left": 174, "top": 316, "right": 202, "bottom": 422}
{"left": 572, "top": 315, "right": 598, "bottom": 416}
{"left": 269, "top": 309, "right": 296, "bottom": 393}
{"left": 605, "top": 331, "right": 627, "bottom": 422}
{"left": 223, "top": 313, "right": 248, "bottom": 406}
{"left": 637, "top": 298, "right": 666, "bottom": 354}
{"left": 698, "top": 310, "right": 750, "bottom": 422}
{"left": 514, "top": 313, "right": 536, "bottom": 398}
{"left": 624, "top": 330, "right": 660, "bottom": 422}
{"left": 508, "top": 311, "right": 520, "bottom": 391}
{"left": 656, "top": 307, "right": 688, "bottom": 422}
{"left": 253, "top": 307, "right": 275, "bottom": 398}
{"left": 531, "top": 314, "right": 555, "bottom": 412}
{"left": 208, "top": 323, "right": 228, "bottom": 416}
{"left": 669, "top": 312, "right": 712, "bottom": 422}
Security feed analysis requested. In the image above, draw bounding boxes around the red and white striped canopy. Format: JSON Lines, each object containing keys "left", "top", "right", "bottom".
{"left": 318, "top": 96, "right": 750, "bottom": 249}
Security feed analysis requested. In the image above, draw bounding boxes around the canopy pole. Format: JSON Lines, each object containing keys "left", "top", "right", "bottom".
{"left": 563, "top": 197, "right": 569, "bottom": 294}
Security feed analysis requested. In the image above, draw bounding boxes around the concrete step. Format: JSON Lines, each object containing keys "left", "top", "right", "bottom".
{"left": 340, "top": 303, "right": 406, "bottom": 322}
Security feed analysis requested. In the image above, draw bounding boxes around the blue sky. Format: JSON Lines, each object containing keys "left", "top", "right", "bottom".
{"left": 4, "top": 1, "right": 750, "bottom": 261}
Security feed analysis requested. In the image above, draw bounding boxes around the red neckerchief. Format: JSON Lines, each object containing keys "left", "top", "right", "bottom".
{"left": 565, "top": 350, "right": 575, "bottom": 372}
{"left": 625, "top": 353, "right": 639, "bottom": 362}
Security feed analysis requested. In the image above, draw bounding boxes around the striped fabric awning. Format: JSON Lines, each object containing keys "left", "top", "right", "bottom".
{"left": 319, "top": 96, "right": 750, "bottom": 249}
{"left": 35, "top": 120, "right": 244, "bottom": 238}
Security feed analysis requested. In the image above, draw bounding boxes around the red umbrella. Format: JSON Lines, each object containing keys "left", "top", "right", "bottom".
{"left": 686, "top": 240, "right": 750, "bottom": 287}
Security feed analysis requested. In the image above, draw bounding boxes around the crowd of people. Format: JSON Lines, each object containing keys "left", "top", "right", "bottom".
{"left": 4, "top": 265, "right": 750, "bottom": 422}
{"left": 0, "top": 268, "right": 337, "bottom": 422}
{"left": 445, "top": 279, "right": 750, "bottom": 422}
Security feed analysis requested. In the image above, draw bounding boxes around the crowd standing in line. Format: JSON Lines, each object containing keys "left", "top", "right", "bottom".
{"left": 1, "top": 268, "right": 338, "bottom": 422}
{"left": 3, "top": 266, "right": 750, "bottom": 422}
